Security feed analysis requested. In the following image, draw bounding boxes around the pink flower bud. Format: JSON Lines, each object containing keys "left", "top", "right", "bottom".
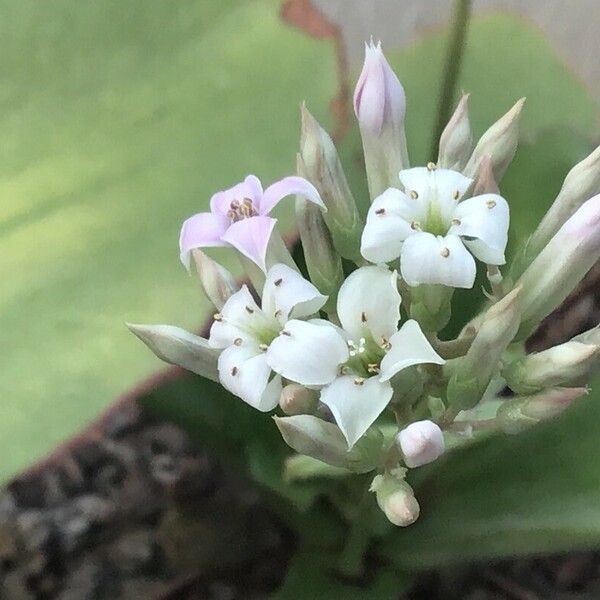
{"left": 353, "top": 40, "right": 406, "bottom": 136}
{"left": 353, "top": 40, "right": 409, "bottom": 198}
{"left": 397, "top": 420, "right": 445, "bottom": 468}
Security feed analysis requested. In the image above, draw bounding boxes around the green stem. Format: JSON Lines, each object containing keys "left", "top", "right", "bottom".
{"left": 337, "top": 487, "right": 373, "bottom": 578}
{"left": 430, "top": 0, "right": 472, "bottom": 160}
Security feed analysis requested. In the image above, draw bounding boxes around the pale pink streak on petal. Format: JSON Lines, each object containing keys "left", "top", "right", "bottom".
{"left": 221, "top": 215, "right": 277, "bottom": 271}
{"left": 209, "top": 175, "right": 264, "bottom": 216}
{"left": 259, "top": 176, "right": 325, "bottom": 215}
{"left": 179, "top": 212, "right": 229, "bottom": 270}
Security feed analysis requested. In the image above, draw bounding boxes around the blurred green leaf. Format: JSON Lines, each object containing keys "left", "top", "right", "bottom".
{"left": 383, "top": 380, "right": 600, "bottom": 568}
{"left": 0, "top": 0, "right": 338, "bottom": 481}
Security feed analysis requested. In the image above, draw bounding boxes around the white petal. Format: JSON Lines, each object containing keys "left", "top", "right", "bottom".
{"left": 379, "top": 319, "right": 445, "bottom": 381}
{"left": 261, "top": 263, "right": 327, "bottom": 324}
{"left": 337, "top": 265, "right": 401, "bottom": 342}
{"left": 432, "top": 169, "right": 473, "bottom": 204}
{"left": 320, "top": 375, "right": 393, "bottom": 448}
{"left": 400, "top": 232, "right": 476, "bottom": 288}
{"left": 449, "top": 193, "right": 509, "bottom": 265}
{"left": 218, "top": 344, "right": 281, "bottom": 411}
{"left": 361, "top": 188, "right": 420, "bottom": 263}
{"left": 266, "top": 319, "right": 348, "bottom": 386}
{"left": 399, "top": 167, "right": 434, "bottom": 202}
{"left": 397, "top": 420, "right": 445, "bottom": 468}
{"left": 209, "top": 285, "right": 274, "bottom": 348}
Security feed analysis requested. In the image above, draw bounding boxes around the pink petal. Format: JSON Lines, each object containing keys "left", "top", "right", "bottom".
{"left": 259, "top": 176, "right": 325, "bottom": 215}
{"left": 179, "top": 212, "right": 229, "bottom": 270}
{"left": 353, "top": 41, "right": 385, "bottom": 134}
{"left": 209, "top": 175, "right": 264, "bottom": 216}
{"left": 221, "top": 215, "right": 277, "bottom": 271}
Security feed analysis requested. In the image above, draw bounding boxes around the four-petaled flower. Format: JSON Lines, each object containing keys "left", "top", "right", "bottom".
{"left": 266, "top": 265, "right": 444, "bottom": 447}
{"left": 180, "top": 174, "right": 324, "bottom": 271}
{"left": 209, "top": 263, "right": 326, "bottom": 411}
{"left": 361, "top": 165, "right": 509, "bottom": 288}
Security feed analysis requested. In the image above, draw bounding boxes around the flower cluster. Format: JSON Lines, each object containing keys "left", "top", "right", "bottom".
{"left": 130, "top": 41, "right": 600, "bottom": 527}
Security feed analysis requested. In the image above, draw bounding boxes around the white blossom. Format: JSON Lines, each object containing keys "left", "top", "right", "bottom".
{"left": 266, "top": 265, "right": 444, "bottom": 447}
{"left": 361, "top": 165, "right": 509, "bottom": 288}
{"left": 209, "top": 263, "right": 326, "bottom": 411}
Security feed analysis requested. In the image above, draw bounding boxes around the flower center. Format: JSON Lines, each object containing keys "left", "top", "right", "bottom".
{"left": 227, "top": 197, "right": 258, "bottom": 222}
{"left": 344, "top": 333, "right": 386, "bottom": 379}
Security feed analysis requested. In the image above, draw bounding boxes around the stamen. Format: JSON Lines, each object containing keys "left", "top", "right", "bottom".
{"left": 338, "top": 364, "right": 349, "bottom": 375}
{"left": 440, "top": 247, "right": 450, "bottom": 258}
{"left": 231, "top": 366, "right": 238, "bottom": 376}
{"left": 281, "top": 330, "right": 291, "bottom": 336}
{"left": 367, "top": 363, "right": 380, "bottom": 374}
{"left": 361, "top": 311, "right": 367, "bottom": 323}
{"left": 245, "top": 306, "right": 254, "bottom": 314}
{"left": 349, "top": 350, "right": 356, "bottom": 357}
{"left": 427, "top": 161, "right": 437, "bottom": 171}
{"left": 410, "top": 190, "right": 419, "bottom": 200}
{"left": 213, "top": 313, "right": 223, "bottom": 321}
{"left": 258, "top": 343, "right": 268, "bottom": 352}
{"left": 451, "top": 218, "right": 461, "bottom": 226}
{"left": 486, "top": 199, "right": 497, "bottom": 209}
{"left": 233, "top": 337, "right": 243, "bottom": 346}
{"left": 230, "top": 200, "right": 240, "bottom": 210}
{"left": 453, "top": 190, "right": 460, "bottom": 200}
{"left": 375, "top": 208, "right": 385, "bottom": 215}
{"left": 354, "top": 377, "right": 365, "bottom": 386}
{"left": 274, "top": 278, "right": 283, "bottom": 286}
{"left": 274, "top": 309, "right": 282, "bottom": 319}
{"left": 226, "top": 210, "right": 236, "bottom": 220}
{"left": 411, "top": 221, "right": 421, "bottom": 231}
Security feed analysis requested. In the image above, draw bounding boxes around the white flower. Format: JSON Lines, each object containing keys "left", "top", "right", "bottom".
{"left": 209, "top": 263, "right": 327, "bottom": 411}
{"left": 397, "top": 420, "right": 445, "bottom": 468}
{"left": 266, "top": 265, "right": 444, "bottom": 447}
{"left": 361, "top": 165, "right": 509, "bottom": 288}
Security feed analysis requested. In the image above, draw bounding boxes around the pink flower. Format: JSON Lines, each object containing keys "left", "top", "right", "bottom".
{"left": 179, "top": 175, "right": 324, "bottom": 271}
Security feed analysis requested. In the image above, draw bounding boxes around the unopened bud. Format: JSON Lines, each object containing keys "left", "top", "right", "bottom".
{"left": 497, "top": 387, "right": 587, "bottom": 434}
{"left": 191, "top": 249, "right": 238, "bottom": 310}
{"left": 525, "top": 145, "right": 600, "bottom": 269}
{"left": 504, "top": 341, "right": 600, "bottom": 394}
{"left": 397, "top": 420, "right": 445, "bottom": 468}
{"left": 279, "top": 384, "right": 318, "bottom": 416}
{"left": 274, "top": 415, "right": 382, "bottom": 473}
{"left": 464, "top": 98, "right": 525, "bottom": 182}
{"left": 515, "top": 194, "right": 600, "bottom": 339}
{"left": 299, "top": 107, "right": 364, "bottom": 260}
{"left": 370, "top": 472, "right": 419, "bottom": 527}
{"left": 438, "top": 94, "right": 473, "bottom": 171}
{"left": 473, "top": 155, "right": 500, "bottom": 196}
{"left": 295, "top": 164, "right": 344, "bottom": 307}
{"left": 353, "top": 40, "right": 409, "bottom": 198}
{"left": 447, "top": 287, "right": 522, "bottom": 410}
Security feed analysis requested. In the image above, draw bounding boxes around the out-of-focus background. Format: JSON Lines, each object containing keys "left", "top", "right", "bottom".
{"left": 1, "top": 1, "right": 600, "bottom": 598}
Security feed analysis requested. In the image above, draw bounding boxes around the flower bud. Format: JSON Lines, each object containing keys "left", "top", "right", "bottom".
{"left": 437, "top": 94, "right": 473, "bottom": 171}
{"left": 191, "top": 249, "right": 239, "bottom": 310}
{"left": 525, "top": 145, "right": 600, "bottom": 269}
{"left": 274, "top": 415, "right": 382, "bottom": 473}
{"left": 295, "top": 161, "right": 344, "bottom": 307}
{"left": 127, "top": 323, "right": 219, "bottom": 381}
{"left": 397, "top": 420, "right": 445, "bottom": 468}
{"left": 447, "top": 287, "right": 522, "bottom": 411}
{"left": 464, "top": 98, "right": 525, "bottom": 182}
{"left": 504, "top": 341, "right": 600, "bottom": 394}
{"left": 515, "top": 194, "right": 600, "bottom": 339}
{"left": 353, "top": 40, "right": 409, "bottom": 199}
{"left": 472, "top": 154, "right": 499, "bottom": 196}
{"left": 370, "top": 472, "right": 420, "bottom": 527}
{"left": 279, "top": 383, "right": 318, "bottom": 416}
{"left": 299, "top": 107, "right": 364, "bottom": 260}
{"left": 496, "top": 387, "right": 587, "bottom": 434}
